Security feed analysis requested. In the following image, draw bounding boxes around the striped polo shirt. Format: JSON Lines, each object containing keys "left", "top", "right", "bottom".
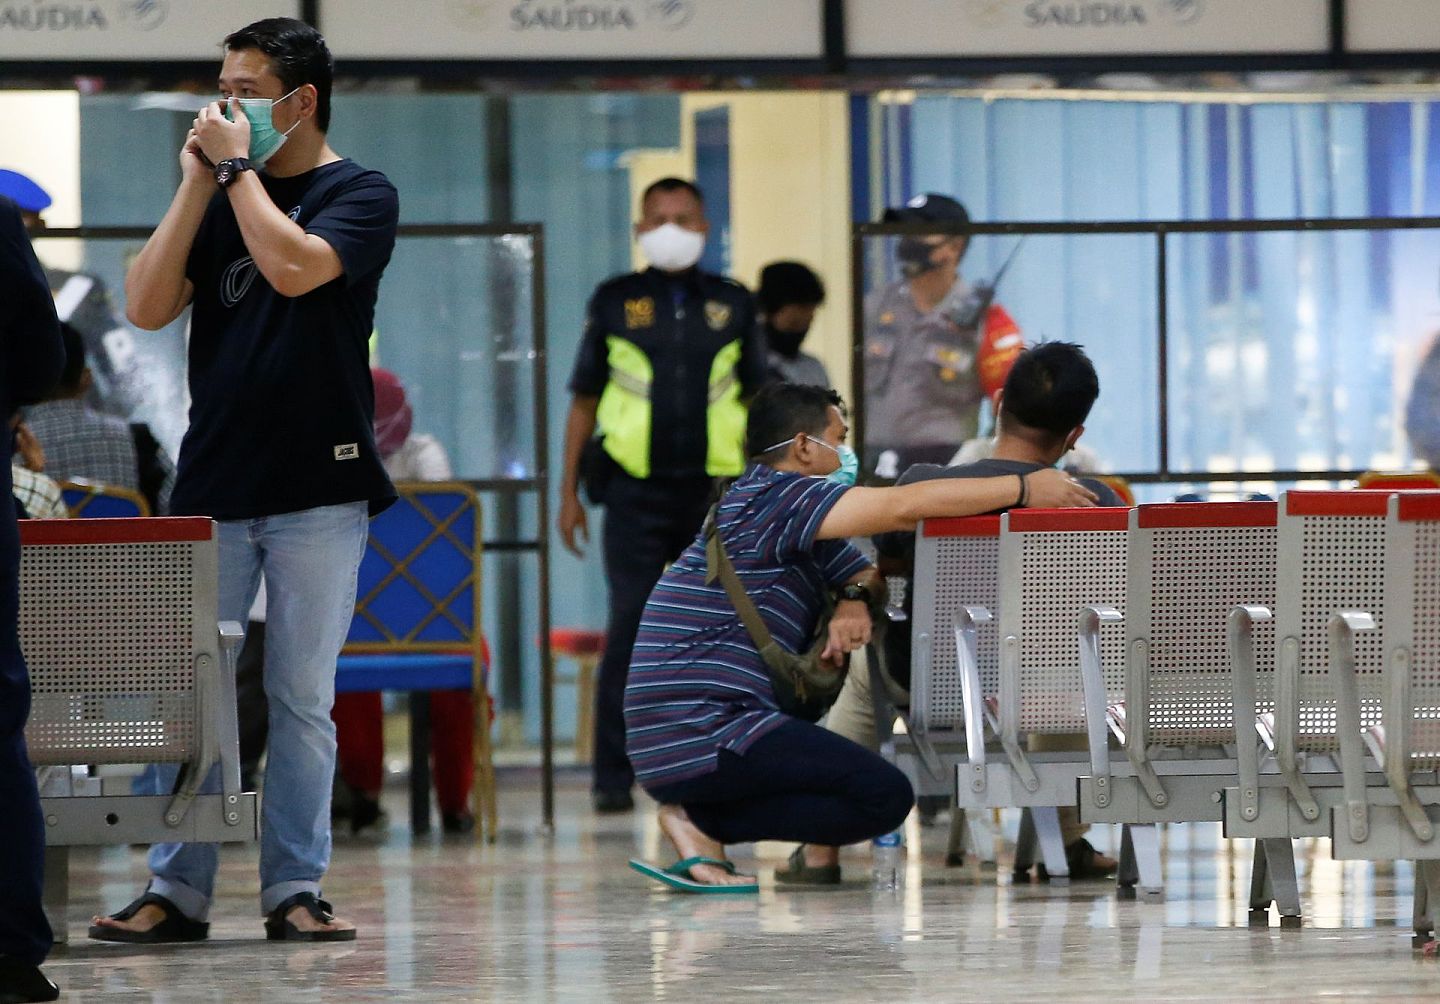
{"left": 624, "top": 465, "right": 874, "bottom": 789}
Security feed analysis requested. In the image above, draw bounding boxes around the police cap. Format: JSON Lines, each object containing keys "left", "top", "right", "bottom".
{"left": 881, "top": 193, "right": 969, "bottom": 226}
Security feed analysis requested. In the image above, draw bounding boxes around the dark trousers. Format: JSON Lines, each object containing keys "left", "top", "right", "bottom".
{"left": 0, "top": 538, "right": 51, "bottom": 967}
{"left": 594, "top": 472, "right": 713, "bottom": 795}
{"left": 648, "top": 718, "right": 915, "bottom": 848}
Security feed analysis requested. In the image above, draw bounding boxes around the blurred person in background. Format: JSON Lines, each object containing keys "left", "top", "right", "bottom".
{"left": 863, "top": 194, "right": 1024, "bottom": 480}
{"left": 757, "top": 261, "right": 830, "bottom": 388}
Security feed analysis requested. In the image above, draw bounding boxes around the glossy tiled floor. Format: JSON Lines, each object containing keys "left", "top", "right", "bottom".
{"left": 40, "top": 771, "right": 1440, "bottom": 1002}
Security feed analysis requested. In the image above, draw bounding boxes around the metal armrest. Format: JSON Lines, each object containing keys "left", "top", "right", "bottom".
{"left": 217, "top": 622, "right": 247, "bottom": 822}
{"left": 1230, "top": 605, "right": 1273, "bottom": 826}
{"left": 954, "top": 605, "right": 994, "bottom": 796}
{"left": 1276, "top": 632, "right": 1322, "bottom": 823}
{"left": 1079, "top": 605, "right": 1122, "bottom": 809}
{"left": 1330, "top": 611, "right": 1379, "bottom": 843}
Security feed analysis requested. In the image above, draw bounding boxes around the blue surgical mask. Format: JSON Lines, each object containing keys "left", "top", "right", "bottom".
{"left": 226, "top": 87, "right": 302, "bottom": 168}
{"left": 812, "top": 438, "right": 859, "bottom": 487}
{"left": 759, "top": 434, "right": 859, "bottom": 486}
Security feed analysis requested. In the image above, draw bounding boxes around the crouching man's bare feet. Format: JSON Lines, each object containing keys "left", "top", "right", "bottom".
{"left": 656, "top": 803, "right": 755, "bottom": 887}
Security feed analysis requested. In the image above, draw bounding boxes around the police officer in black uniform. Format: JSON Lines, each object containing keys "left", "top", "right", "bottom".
{"left": 559, "top": 178, "right": 767, "bottom": 812}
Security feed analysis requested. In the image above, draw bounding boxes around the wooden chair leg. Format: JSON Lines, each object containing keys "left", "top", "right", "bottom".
{"left": 473, "top": 672, "right": 499, "bottom": 843}
{"left": 574, "top": 656, "right": 597, "bottom": 764}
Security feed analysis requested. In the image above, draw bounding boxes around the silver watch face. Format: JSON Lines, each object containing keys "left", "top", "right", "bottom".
{"left": 215, "top": 161, "right": 233, "bottom": 185}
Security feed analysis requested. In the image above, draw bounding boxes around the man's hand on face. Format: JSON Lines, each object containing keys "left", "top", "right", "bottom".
{"left": 193, "top": 99, "right": 251, "bottom": 168}
{"left": 820, "top": 600, "right": 873, "bottom": 669}
{"left": 180, "top": 129, "right": 219, "bottom": 187}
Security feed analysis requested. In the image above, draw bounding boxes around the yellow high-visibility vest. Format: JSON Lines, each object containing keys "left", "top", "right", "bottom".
{"left": 596, "top": 335, "right": 747, "bottom": 479}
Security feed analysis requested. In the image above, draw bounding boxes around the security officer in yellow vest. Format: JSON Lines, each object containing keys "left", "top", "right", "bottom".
{"left": 560, "top": 177, "right": 767, "bottom": 813}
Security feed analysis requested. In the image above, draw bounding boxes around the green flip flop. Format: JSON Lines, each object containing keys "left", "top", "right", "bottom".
{"left": 628, "top": 856, "right": 759, "bottom": 894}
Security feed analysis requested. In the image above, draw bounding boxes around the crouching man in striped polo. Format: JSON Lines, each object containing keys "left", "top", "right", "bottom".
{"left": 624, "top": 382, "right": 1097, "bottom": 892}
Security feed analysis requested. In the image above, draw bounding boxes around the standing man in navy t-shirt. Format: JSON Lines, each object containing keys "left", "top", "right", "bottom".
{"left": 91, "top": 18, "right": 398, "bottom": 945}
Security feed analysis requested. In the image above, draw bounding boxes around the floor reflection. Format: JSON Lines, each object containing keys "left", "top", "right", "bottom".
{"left": 44, "top": 777, "right": 1440, "bottom": 1001}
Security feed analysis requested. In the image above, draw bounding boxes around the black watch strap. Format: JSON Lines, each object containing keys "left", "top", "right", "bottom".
{"left": 839, "top": 583, "right": 872, "bottom": 604}
{"left": 215, "top": 158, "right": 253, "bottom": 188}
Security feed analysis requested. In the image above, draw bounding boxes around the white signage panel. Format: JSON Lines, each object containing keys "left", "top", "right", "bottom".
{"left": 847, "top": 0, "right": 1330, "bottom": 57}
{"left": 1347, "top": 0, "right": 1440, "bottom": 53}
{"left": 0, "top": 0, "right": 301, "bottom": 59}
{"left": 321, "top": 0, "right": 825, "bottom": 60}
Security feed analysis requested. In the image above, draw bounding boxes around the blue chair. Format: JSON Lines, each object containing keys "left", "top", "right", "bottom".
{"left": 60, "top": 480, "right": 150, "bottom": 518}
{"left": 335, "top": 482, "right": 494, "bottom": 840}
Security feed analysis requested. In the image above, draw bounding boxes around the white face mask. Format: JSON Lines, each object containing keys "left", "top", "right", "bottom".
{"left": 638, "top": 222, "right": 706, "bottom": 273}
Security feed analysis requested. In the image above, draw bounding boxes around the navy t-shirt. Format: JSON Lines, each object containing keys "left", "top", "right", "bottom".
{"left": 172, "top": 159, "right": 399, "bottom": 520}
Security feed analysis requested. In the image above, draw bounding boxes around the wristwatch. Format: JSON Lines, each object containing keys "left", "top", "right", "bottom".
{"left": 214, "top": 157, "right": 253, "bottom": 188}
{"left": 839, "top": 583, "right": 873, "bottom": 605}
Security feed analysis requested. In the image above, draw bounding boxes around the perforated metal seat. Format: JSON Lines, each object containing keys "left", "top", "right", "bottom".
{"left": 899, "top": 515, "right": 1003, "bottom": 864}
{"left": 1078, "top": 503, "right": 1278, "bottom": 905}
{"left": 949, "top": 508, "right": 1161, "bottom": 891}
{"left": 19, "top": 517, "right": 257, "bottom": 940}
{"left": 1325, "top": 491, "right": 1440, "bottom": 946}
{"left": 1224, "top": 493, "right": 1388, "bottom": 849}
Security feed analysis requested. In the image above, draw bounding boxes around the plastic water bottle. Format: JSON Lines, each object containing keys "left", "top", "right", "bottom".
{"left": 872, "top": 831, "right": 904, "bottom": 890}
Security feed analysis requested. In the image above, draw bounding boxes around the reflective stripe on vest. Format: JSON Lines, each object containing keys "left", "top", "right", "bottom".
{"left": 705, "top": 339, "right": 747, "bottom": 478}
{"left": 597, "top": 336, "right": 654, "bottom": 479}
{"left": 596, "top": 335, "right": 748, "bottom": 480}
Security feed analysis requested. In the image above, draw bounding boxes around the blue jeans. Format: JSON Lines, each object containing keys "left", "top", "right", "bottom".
{"left": 143, "top": 502, "right": 369, "bottom": 921}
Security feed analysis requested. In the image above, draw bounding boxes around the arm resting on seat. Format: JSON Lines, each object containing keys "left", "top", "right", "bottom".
{"left": 1230, "top": 605, "right": 1273, "bottom": 825}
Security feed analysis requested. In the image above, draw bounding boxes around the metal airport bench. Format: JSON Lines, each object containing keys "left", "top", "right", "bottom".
{"left": 19, "top": 517, "right": 258, "bottom": 941}
{"left": 904, "top": 514, "right": 1004, "bottom": 864}
{"left": 1222, "top": 491, "right": 1393, "bottom": 924}
{"left": 1324, "top": 490, "right": 1440, "bottom": 947}
{"left": 1079, "top": 502, "right": 1279, "bottom": 907}
{"left": 952, "top": 507, "right": 1161, "bottom": 892}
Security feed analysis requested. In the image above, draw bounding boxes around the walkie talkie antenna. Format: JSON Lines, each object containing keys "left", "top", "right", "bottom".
{"left": 989, "top": 237, "right": 1026, "bottom": 291}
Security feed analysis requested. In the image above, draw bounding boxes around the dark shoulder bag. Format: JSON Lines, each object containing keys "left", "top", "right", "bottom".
{"left": 703, "top": 507, "right": 852, "bottom": 722}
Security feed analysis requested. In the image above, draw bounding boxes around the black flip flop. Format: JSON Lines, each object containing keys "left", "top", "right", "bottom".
{"left": 264, "top": 892, "right": 356, "bottom": 942}
{"left": 774, "top": 846, "right": 842, "bottom": 886}
{"left": 87, "top": 892, "right": 209, "bottom": 944}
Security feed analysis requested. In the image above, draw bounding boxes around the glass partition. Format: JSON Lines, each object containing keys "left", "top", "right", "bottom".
{"left": 855, "top": 229, "right": 1161, "bottom": 479}
{"left": 854, "top": 220, "right": 1440, "bottom": 498}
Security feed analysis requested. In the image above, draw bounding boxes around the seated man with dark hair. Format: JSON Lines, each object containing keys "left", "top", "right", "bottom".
{"left": 787, "top": 341, "right": 1122, "bottom": 885}
{"left": 625, "top": 381, "right": 1097, "bottom": 892}
{"left": 22, "top": 323, "right": 145, "bottom": 499}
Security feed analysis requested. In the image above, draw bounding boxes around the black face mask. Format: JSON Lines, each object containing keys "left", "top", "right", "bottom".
{"left": 897, "top": 236, "right": 947, "bottom": 278}
{"left": 765, "top": 322, "right": 808, "bottom": 359}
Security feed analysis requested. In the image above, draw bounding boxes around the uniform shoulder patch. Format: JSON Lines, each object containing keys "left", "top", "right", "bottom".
{"left": 705, "top": 300, "right": 734, "bottom": 331}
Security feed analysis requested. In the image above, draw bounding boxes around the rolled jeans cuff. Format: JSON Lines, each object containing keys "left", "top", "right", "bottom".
{"left": 260, "top": 879, "right": 323, "bottom": 917}
{"left": 146, "top": 877, "right": 211, "bottom": 924}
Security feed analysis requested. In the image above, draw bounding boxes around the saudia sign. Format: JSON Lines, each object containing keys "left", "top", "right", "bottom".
{"left": 971, "top": 0, "right": 1203, "bottom": 29}
{"left": 445, "top": 0, "right": 695, "bottom": 33}
{"left": 0, "top": 0, "right": 167, "bottom": 32}
{"left": 0, "top": 0, "right": 295, "bottom": 56}
{"left": 326, "top": 0, "right": 821, "bottom": 59}
{"left": 850, "top": 0, "right": 1327, "bottom": 56}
